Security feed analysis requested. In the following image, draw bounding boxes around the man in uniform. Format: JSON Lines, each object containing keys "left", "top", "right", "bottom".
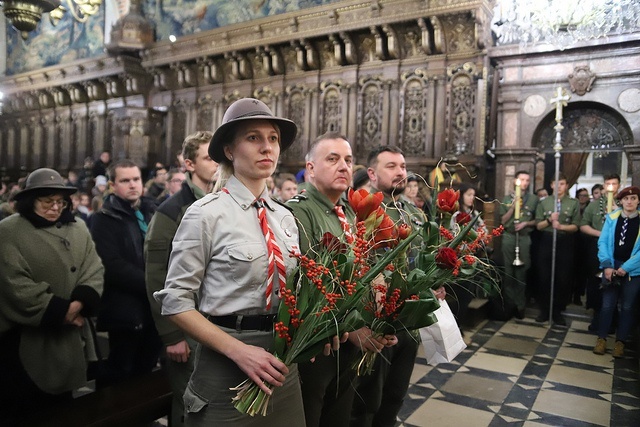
{"left": 351, "top": 146, "right": 439, "bottom": 427}
{"left": 534, "top": 173, "right": 580, "bottom": 325}
{"left": 144, "top": 131, "right": 218, "bottom": 426}
{"left": 580, "top": 173, "right": 621, "bottom": 330}
{"left": 500, "top": 171, "right": 538, "bottom": 319}
{"left": 287, "top": 133, "right": 392, "bottom": 427}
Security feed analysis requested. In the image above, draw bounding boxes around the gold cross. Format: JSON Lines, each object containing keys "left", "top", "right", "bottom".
{"left": 550, "top": 87, "right": 571, "bottom": 122}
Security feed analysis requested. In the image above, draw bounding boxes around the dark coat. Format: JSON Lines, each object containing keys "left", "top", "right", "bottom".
{"left": 91, "top": 194, "right": 156, "bottom": 332}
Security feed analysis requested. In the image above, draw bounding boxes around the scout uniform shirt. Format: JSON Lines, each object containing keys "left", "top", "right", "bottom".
{"left": 375, "top": 189, "right": 426, "bottom": 266}
{"left": 580, "top": 196, "right": 615, "bottom": 231}
{"left": 286, "top": 184, "right": 355, "bottom": 254}
{"left": 157, "top": 175, "right": 300, "bottom": 317}
{"left": 535, "top": 194, "right": 580, "bottom": 233}
{"left": 500, "top": 192, "right": 538, "bottom": 235}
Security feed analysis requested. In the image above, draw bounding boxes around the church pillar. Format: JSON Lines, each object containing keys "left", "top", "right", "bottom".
{"left": 494, "top": 148, "right": 538, "bottom": 198}
{"left": 626, "top": 146, "right": 640, "bottom": 187}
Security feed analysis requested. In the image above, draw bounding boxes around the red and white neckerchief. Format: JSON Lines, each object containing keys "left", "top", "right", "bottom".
{"left": 254, "top": 198, "right": 287, "bottom": 310}
{"left": 221, "top": 188, "right": 287, "bottom": 310}
{"left": 333, "top": 204, "right": 354, "bottom": 243}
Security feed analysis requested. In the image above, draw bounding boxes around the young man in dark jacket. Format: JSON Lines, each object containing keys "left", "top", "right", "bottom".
{"left": 145, "top": 131, "right": 218, "bottom": 426}
{"left": 91, "top": 159, "right": 161, "bottom": 385}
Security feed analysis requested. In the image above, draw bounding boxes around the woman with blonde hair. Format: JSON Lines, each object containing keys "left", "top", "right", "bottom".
{"left": 155, "top": 98, "right": 305, "bottom": 426}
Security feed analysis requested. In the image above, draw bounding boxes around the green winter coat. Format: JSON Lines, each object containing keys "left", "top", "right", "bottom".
{"left": 0, "top": 214, "right": 104, "bottom": 394}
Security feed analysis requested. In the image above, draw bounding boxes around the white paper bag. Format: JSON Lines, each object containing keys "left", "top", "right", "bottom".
{"left": 419, "top": 299, "right": 466, "bottom": 366}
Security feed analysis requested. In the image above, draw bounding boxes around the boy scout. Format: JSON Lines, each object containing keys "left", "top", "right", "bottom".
{"left": 535, "top": 173, "right": 580, "bottom": 325}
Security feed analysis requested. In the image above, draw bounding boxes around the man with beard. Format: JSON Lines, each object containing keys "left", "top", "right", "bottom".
{"left": 351, "top": 146, "right": 443, "bottom": 427}
{"left": 287, "top": 133, "right": 395, "bottom": 427}
{"left": 145, "top": 131, "right": 218, "bottom": 426}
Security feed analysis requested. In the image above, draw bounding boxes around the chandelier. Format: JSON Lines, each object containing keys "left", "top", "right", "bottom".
{"left": 493, "top": 0, "right": 640, "bottom": 49}
{"left": 1, "top": 0, "right": 101, "bottom": 37}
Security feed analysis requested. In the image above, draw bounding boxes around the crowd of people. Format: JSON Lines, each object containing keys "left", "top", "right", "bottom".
{"left": 1, "top": 97, "right": 638, "bottom": 426}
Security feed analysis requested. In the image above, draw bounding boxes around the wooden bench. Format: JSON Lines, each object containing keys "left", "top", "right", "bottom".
{"left": 19, "top": 369, "right": 172, "bottom": 427}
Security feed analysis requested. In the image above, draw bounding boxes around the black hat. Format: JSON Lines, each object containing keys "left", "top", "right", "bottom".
{"left": 616, "top": 186, "right": 640, "bottom": 200}
{"left": 13, "top": 168, "right": 77, "bottom": 201}
{"left": 209, "top": 98, "right": 298, "bottom": 163}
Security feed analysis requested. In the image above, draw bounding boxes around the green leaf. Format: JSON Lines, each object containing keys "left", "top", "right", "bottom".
{"left": 448, "top": 214, "right": 480, "bottom": 249}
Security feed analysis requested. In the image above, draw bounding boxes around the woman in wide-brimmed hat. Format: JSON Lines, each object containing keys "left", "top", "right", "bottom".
{"left": 0, "top": 168, "right": 104, "bottom": 421}
{"left": 594, "top": 186, "right": 640, "bottom": 358}
{"left": 155, "top": 98, "right": 306, "bottom": 426}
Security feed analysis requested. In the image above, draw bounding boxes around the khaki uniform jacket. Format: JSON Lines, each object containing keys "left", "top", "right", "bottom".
{"left": 157, "top": 176, "right": 299, "bottom": 316}
{"left": 286, "top": 185, "right": 356, "bottom": 254}
{"left": 535, "top": 195, "right": 580, "bottom": 234}
{"left": 580, "top": 197, "right": 609, "bottom": 231}
{"left": 500, "top": 192, "right": 538, "bottom": 235}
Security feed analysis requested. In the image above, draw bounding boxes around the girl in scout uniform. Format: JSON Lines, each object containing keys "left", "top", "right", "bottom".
{"left": 155, "top": 99, "right": 305, "bottom": 426}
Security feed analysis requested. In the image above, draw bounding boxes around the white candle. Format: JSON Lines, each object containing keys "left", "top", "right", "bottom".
{"left": 606, "top": 184, "right": 614, "bottom": 213}
{"left": 514, "top": 178, "right": 521, "bottom": 220}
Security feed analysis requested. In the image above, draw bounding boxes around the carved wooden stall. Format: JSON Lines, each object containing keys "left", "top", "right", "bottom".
{"left": 0, "top": 0, "right": 496, "bottom": 191}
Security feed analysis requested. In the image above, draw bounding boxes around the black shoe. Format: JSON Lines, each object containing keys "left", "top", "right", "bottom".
{"left": 553, "top": 314, "right": 567, "bottom": 326}
{"left": 572, "top": 295, "right": 582, "bottom": 306}
{"left": 535, "top": 312, "right": 548, "bottom": 322}
{"left": 515, "top": 308, "right": 526, "bottom": 320}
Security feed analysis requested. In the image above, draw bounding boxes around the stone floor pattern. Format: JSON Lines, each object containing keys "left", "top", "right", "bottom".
{"left": 396, "top": 316, "right": 640, "bottom": 427}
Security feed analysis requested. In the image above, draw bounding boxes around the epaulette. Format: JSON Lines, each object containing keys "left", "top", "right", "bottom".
{"left": 287, "top": 193, "right": 308, "bottom": 203}
{"left": 271, "top": 197, "right": 294, "bottom": 212}
{"left": 199, "top": 191, "right": 222, "bottom": 206}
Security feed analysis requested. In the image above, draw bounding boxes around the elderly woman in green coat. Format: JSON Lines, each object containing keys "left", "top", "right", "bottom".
{"left": 0, "top": 168, "right": 104, "bottom": 420}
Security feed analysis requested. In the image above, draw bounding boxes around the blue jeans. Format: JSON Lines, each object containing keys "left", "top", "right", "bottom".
{"left": 598, "top": 274, "right": 640, "bottom": 342}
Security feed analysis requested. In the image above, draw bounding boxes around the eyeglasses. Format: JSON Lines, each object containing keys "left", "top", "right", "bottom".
{"left": 37, "top": 198, "right": 68, "bottom": 210}
{"left": 170, "top": 179, "right": 185, "bottom": 184}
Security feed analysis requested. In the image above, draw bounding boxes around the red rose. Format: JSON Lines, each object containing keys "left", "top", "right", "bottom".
{"left": 455, "top": 211, "right": 471, "bottom": 226}
{"left": 435, "top": 247, "right": 458, "bottom": 269}
{"left": 436, "top": 188, "right": 459, "bottom": 213}
{"left": 348, "top": 188, "right": 384, "bottom": 222}
{"left": 397, "top": 223, "right": 411, "bottom": 240}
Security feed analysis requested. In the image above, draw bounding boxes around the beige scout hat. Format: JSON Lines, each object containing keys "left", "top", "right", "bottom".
{"left": 208, "top": 98, "right": 298, "bottom": 163}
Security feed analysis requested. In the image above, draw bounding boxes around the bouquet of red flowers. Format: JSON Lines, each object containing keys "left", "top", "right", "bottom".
{"left": 352, "top": 185, "right": 503, "bottom": 375}
{"left": 232, "top": 189, "right": 418, "bottom": 415}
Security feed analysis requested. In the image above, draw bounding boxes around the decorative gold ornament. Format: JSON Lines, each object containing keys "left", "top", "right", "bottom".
{"left": 1, "top": 0, "right": 102, "bottom": 38}
{"left": 1, "top": 0, "right": 59, "bottom": 34}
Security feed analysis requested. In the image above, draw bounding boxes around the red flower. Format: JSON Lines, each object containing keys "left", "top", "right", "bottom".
{"left": 321, "top": 232, "right": 348, "bottom": 253}
{"left": 436, "top": 188, "right": 459, "bottom": 213}
{"left": 372, "top": 215, "right": 398, "bottom": 249}
{"left": 397, "top": 223, "right": 411, "bottom": 240}
{"left": 455, "top": 211, "right": 471, "bottom": 226}
{"left": 435, "top": 247, "right": 458, "bottom": 269}
{"left": 348, "top": 188, "right": 385, "bottom": 222}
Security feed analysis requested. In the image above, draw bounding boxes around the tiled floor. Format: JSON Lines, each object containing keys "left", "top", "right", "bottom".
{"left": 398, "top": 311, "right": 640, "bottom": 427}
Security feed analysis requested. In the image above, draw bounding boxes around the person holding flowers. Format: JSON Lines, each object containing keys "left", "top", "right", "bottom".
{"left": 154, "top": 98, "right": 305, "bottom": 426}
{"left": 351, "top": 146, "right": 443, "bottom": 427}
{"left": 288, "top": 133, "right": 395, "bottom": 427}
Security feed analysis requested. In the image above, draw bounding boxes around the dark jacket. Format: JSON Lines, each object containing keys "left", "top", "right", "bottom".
{"left": 145, "top": 178, "right": 201, "bottom": 346}
{"left": 91, "top": 194, "right": 156, "bottom": 331}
